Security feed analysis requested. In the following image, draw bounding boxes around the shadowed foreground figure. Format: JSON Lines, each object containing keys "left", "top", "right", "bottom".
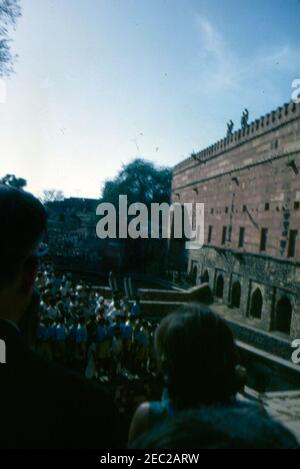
{"left": 130, "top": 406, "right": 299, "bottom": 449}
{"left": 0, "top": 185, "right": 117, "bottom": 449}
{"left": 129, "top": 304, "right": 244, "bottom": 443}
{"left": 128, "top": 303, "right": 297, "bottom": 447}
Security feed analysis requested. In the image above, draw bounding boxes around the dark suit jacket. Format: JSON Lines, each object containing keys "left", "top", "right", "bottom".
{"left": 0, "top": 320, "right": 118, "bottom": 449}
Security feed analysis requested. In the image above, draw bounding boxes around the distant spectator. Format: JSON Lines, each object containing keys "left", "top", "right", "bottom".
{"left": 131, "top": 295, "right": 141, "bottom": 318}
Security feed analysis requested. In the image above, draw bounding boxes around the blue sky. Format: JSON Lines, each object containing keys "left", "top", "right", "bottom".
{"left": 0, "top": 0, "right": 299, "bottom": 198}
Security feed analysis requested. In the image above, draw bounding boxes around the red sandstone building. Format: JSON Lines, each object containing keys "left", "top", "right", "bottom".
{"left": 171, "top": 99, "right": 300, "bottom": 339}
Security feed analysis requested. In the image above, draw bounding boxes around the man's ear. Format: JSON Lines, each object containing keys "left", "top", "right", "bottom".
{"left": 21, "top": 256, "right": 39, "bottom": 295}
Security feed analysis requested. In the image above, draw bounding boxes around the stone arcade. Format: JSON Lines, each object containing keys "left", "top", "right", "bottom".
{"left": 170, "top": 99, "right": 300, "bottom": 339}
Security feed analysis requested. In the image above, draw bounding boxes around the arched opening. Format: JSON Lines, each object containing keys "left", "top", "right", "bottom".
{"left": 231, "top": 281, "right": 241, "bottom": 308}
{"left": 250, "top": 288, "right": 263, "bottom": 319}
{"left": 215, "top": 275, "right": 224, "bottom": 299}
{"left": 191, "top": 265, "right": 198, "bottom": 285}
{"left": 274, "top": 296, "right": 292, "bottom": 335}
{"left": 201, "top": 270, "right": 209, "bottom": 284}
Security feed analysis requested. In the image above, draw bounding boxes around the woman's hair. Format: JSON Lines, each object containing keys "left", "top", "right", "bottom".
{"left": 155, "top": 303, "right": 239, "bottom": 407}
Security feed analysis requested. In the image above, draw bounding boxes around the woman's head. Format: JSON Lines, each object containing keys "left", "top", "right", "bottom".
{"left": 155, "top": 303, "right": 238, "bottom": 407}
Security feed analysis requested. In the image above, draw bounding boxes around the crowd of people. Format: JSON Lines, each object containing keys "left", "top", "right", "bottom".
{"left": 47, "top": 228, "right": 101, "bottom": 269}
{"left": 34, "top": 264, "right": 156, "bottom": 382}
{"left": 48, "top": 231, "right": 85, "bottom": 258}
{"left": 0, "top": 185, "right": 299, "bottom": 449}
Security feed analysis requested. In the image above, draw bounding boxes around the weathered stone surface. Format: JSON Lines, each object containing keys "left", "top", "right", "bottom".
{"left": 171, "top": 99, "right": 300, "bottom": 338}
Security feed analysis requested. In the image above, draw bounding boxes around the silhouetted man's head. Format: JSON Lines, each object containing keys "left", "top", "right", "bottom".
{"left": 0, "top": 185, "right": 47, "bottom": 323}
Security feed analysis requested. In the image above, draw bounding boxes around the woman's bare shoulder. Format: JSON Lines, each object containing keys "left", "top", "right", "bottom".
{"left": 128, "top": 401, "right": 151, "bottom": 445}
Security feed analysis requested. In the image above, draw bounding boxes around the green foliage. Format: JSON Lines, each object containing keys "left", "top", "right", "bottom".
{"left": 101, "top": 158, "right": 172, "bottom": 207}
{"left": 100, "top": 158, "right": 172, "bottom": 275}
{"left": 0, "top": 173, "right": 26, "bottom": 188}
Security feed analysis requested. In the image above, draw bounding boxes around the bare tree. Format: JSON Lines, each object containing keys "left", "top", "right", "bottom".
{"left": 41, "top": 189, "right": 65, "bottom": 204}
{"left": 0, "top": 0, "right": 21, "bottom": 76}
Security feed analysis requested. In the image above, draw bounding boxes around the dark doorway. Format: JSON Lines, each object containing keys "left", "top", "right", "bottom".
{"left": 215, "top": 275, "right": 224, "bottom": 299}
{"left": 274, "top": 296, "right": 292, "bottom": 335}
{"left": 201, "top": 270, "right": 209, "bottom": 284}
{"left": 191, "top": 265, "right": 197, "bottom": 285}
{"left": 231, "top": 281, "right": 241, "bottom": 308}
{"left": 287, "top": 230, "right": 298, "bottom": 258}
{"left": 250, "top": 288, "right": 263, "bottom": 319}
